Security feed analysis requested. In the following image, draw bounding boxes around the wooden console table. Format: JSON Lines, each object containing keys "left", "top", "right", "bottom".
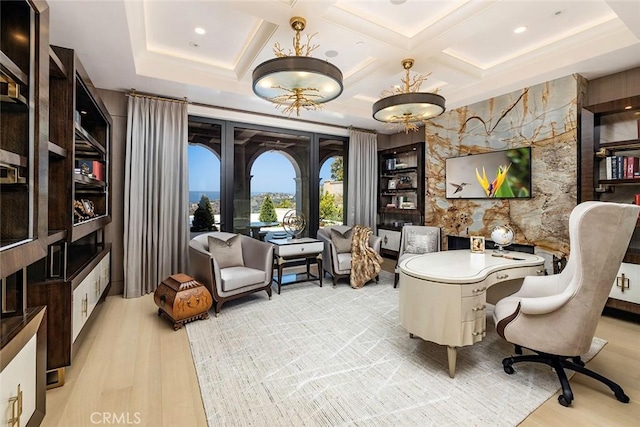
{"left": 398, "top": 250, "right": 545, "bottom": 378}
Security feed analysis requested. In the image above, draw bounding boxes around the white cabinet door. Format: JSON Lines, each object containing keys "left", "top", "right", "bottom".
{"left": 610, "top": 262, "right": 640, "bottom": 304}
{"left": 0, "top": 335, "right": 37, "bottom": 427}
{"left": 379, "top": 229, "right": 401, "bottom": 252}
{"left": 73, "top": 271, "right": 93, "bottom": 342}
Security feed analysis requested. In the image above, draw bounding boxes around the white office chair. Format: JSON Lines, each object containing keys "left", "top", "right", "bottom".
{"left": 494, "top": 201, "right": 640, "bottom": 406}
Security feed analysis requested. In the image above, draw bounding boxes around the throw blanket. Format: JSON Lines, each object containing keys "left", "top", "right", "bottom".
{"left": 350, "top": 225, "right": 383, "bottom": 289}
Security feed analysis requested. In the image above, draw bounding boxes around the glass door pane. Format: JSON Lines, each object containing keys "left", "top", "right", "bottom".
{"left": 188, "top": 119, "right": 222, "bottom": 237}
{"left": 319, "top": 137, "right": 347, "bottom": 229}
{"left": 233, "top": 126, "right": 311, "bottom": 238}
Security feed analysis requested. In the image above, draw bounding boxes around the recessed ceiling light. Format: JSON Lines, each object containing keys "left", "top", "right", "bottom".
{"left": 325, "top": 50, "right": 338, "bottom": 58}
{"left": 514, "top": 26, "right": 527, "bottom": 34}
{"left": 390, "top": 0, "right": 407, "bottom": 5}
{"left": 625, "top": 105, "right": 633, "bottom": 109}
{"left": 194, "top": 27, "right": 206, "bottom": 35}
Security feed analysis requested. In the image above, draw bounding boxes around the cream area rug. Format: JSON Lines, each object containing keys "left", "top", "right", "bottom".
{"left": 186, "top": 271, "right": 606, "bottom": 426}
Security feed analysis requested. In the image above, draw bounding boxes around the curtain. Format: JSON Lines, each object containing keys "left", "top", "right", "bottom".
{"left": 123, "top": 96, "right": 189, "bottom": 298}
{"left": 347, "top": 129, "right": 378, "bottom": 231}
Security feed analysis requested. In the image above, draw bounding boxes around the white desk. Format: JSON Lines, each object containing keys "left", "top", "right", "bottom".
{"left": 399, "top": 250, "right": 545, "bottom": 378}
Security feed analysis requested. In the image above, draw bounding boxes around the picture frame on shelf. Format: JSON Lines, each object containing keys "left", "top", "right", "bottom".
{"left": 388, "top": 179, "right": 397, "bottom": 190}
{"left": 470, "top": 236, "right": 485, "bottom": 253}
{"left": 82, "top": 199, "right": 95, "bottom": 217}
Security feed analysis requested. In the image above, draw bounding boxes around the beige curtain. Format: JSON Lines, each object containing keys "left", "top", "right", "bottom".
{"left": 347, "top": 129, "right": 378, "bottom": 231}
{"left": 123, "top": 96, "right": 189, "bottom": 298}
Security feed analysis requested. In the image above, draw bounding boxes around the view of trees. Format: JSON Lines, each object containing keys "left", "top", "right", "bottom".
{"left": 191, "top": 195, "right": 216, "bottom": 231}
{"left": 259, "top": 195, "right": 278, "bottom": 222}
{"left": 331, "top": 157, "right": 343, "bottom": 181}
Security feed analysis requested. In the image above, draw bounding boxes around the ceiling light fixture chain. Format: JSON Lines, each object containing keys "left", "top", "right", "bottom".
{"left": 252, "top": 16, "right": 343, "bottom": 117}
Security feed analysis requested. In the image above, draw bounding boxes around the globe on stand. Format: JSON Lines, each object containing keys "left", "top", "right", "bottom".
{"left": 282, "top": 210, "right": 306, "bottom": 239}
{"left": 491, "top": 225, "right": 514, "bottom": 253}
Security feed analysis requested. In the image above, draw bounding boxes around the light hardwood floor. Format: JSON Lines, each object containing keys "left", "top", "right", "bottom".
{"left": 42, "top": 265, "right": 640, "bottom": 426}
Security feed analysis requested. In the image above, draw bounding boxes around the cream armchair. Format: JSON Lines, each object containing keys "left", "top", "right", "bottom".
{"left": 316, "top": 225, "right": 382, "bottom": 287}
{"left": 494, "top": 201, "right": 640, "bottom": 407}
{"left": 394, "top": 226, "right": 441, "bottom": 287}
{"left": 189, "top": 232, "right": 274, "bottom": 316}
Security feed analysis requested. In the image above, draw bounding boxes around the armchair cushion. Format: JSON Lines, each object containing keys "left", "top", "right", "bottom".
{"left": 221, "top": 267, "right": 267, "bottom": 292}
{"left": 208, "top": 234, "right": 244, "bottom": 269}
{"left": 330, "top": 227, "right": 353, "bottom": 253}
{"left": 405, "top": 230, "right": 438, "bottom": 254}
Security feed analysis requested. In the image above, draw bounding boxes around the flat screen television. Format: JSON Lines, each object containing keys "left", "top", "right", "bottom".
{"left": 445, "top": 147, "right": 531, "bottom": 199}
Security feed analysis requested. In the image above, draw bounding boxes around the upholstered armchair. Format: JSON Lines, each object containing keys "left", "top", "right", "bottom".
{"left": 316, "top": 225, "right": 382, "bottom": 287}
{"left": 394, "top": 226, "right": 441, "bottom": 287}
{"left": 189, "top": 232, "right": 274, "bottom": 316}
{"left": 494, "top": 201, "right": 640, "bottom": 406}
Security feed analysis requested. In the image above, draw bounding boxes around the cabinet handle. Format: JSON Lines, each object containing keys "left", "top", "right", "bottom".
{"left": 95, "top": 278, "right": 100, "bottom": 298}
{"left": 472, "top": 330, "right": 486, "bottom": 337}
{"left": 82, "top": 293, "right": 88, "bottom": 315}
{"left": 383, "top": 236, "right": 388, "bottom": 244}
{"left": 8, "top": 383, "right": 22, "bottom": 427}
{"left": 472, "top": 286, "right": 487, "bottom": 293}
{"left": 496, "top": 273, "right": 509, "bottom": 280}
{"left": 536, "top": 269, "right": 546, "bottom": 275}
{"left": 616, "top": 274, "right": 630, "bottom": 293}
{"left": 472, "top": 305, "right": 487, "bottom": 312}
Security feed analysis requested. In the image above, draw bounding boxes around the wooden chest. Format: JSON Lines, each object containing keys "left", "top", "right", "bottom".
{"left": 154, "top": 273, "right": 213, "bottom": 330}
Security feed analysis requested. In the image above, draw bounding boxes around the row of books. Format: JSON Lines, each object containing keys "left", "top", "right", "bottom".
{"left": 605, "top": 156, "right": 640, "bottom": 180}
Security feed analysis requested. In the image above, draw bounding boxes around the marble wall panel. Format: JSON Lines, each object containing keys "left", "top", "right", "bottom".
{"left": 424, "top": 75, "right": 585, "bottom": 257}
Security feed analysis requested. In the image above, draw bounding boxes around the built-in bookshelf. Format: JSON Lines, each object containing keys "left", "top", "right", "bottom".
{"left": 377, "top": 142, "right": 425, "bottom": 256}
{"left": 581, "top": 93, "right": 640, "bottom": 315}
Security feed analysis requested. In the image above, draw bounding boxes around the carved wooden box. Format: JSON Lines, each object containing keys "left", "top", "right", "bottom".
{"left": 154, "top": 274, "right": 213, "bottom": 330}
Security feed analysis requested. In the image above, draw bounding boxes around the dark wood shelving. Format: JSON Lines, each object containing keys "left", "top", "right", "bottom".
{"left": 381, "top": 166, "right": 418, "bottom": 177}
{"left": 0, "top": 148, "right": 27, "bottom": 167}
{"left": 74, "top": 123, "right": 106, "bottom": 155}
{"left": 0, "top": 50, "right": 28, "bottom": 85}
{"left": 74, "top": 172, "right": 106, "bottom": 187}
{"left": 48, "top": 141, "right": 67, "bottom": 158}
{"left": 47, "top": 230, "right": 67, "bottom": 245}
{"left": 600, "top": 138, "right": 640, "bottom": 150}
{"left": 49, "top": 46, "right": 67, "bottom": 79}
{"left": 71, "top": 215, "right": 110, "bottom": 242}
{"left": 0, "top": 93, "right": 28, "bottom": 106}
{"left": 582, "top": 89, "right": 640, "bottom": 316}
{"left": 599, "top": 178, "right": 640, "bottom": 185}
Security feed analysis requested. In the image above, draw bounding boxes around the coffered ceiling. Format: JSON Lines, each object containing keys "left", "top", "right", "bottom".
{"left": 47, "top": 0, "right": 640, "bottom": 134}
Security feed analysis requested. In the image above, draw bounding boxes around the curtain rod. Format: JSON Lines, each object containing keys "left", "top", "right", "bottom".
{"left": 189, "top": 101, "right": 376, "bottom": 134}
{"left": 126, "top": 90, "right": 188, "bottom": 104}
{"left": 125, "top": 89, "right": 377, "bottom": 134}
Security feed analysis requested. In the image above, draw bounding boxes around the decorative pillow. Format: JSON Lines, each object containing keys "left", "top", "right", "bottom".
{"left": 208, "top": 234, "right": 244, "bottom": 269}
{"left": 405, "top": 230, "right": 438, "bottom": 254}
{"left": 330, "top": 227, "right": 353, "bottom": 253}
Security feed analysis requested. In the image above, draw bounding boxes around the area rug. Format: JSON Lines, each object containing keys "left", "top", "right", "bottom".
{"left": 186, "top": 271, "right": 606, "bottom": 426}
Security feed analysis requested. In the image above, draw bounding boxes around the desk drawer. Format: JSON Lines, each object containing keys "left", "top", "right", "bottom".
{"left": 462, "top": 294, "right": 487, "bottom": 322}
{"left": 461, "top": 317, "right": 486, "bottom": 346}
{"left": 275, "top": 241, "right": 324, "bottom": 257}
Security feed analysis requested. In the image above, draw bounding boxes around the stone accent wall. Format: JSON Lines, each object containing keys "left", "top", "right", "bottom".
{"left": 424, "top": 75, "right": 586, "bottom": 257}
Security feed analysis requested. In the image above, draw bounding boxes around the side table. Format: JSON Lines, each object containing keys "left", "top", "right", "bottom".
{"left": 154, "top": 273, "right": 213, "bottom": 330}
{"left": 267, "top": 237, "right": 324, "bottom": 294}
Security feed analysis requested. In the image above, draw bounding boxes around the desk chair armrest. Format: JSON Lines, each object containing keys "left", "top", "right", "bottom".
{"left": 519, "top": 292, "right": 572, "bottom": 315}
{"left": 517, "top": 274, "right": 566, "bottom": 298}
